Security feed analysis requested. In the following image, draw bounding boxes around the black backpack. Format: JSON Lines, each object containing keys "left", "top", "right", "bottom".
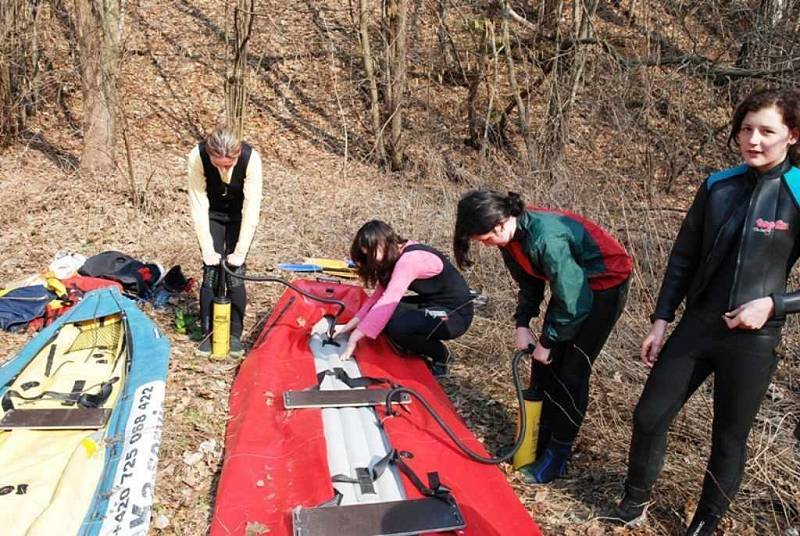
{"left": 79, "top": 251, "right": 162, "bottom": 297}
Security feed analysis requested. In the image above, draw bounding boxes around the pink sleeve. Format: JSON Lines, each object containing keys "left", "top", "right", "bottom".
{"left": 355, "top": 284, "right": 385, "bottom": 320}
{"left": 358, "top": 250, "right": 444, "bottom": 339}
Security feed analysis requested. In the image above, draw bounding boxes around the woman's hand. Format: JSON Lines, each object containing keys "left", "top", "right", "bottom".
{"left": 226, "top": 253, "right": 245, "bottom": 267}
{"left": 203, "top": 252, "right": 221, "bottom": 266}
{"left": 331, "top": 324, "right": 350, "bottom": 338}
{"left": 339, "top": 328, "right": 365, "bottom": 360}
{"left": 641, "top": 319, "right": 668, "bottom": 368}
{"left": 332, "top": 318, "right": 359, "bottom": 338}
{"left": 723, "top": 297, "right": 774, "bottom": 330}
{"left": 515, "top": 327, "right": 534, "bottom": 350}
{"left": 532, "top": 342, "right": 551, "bottom": 365}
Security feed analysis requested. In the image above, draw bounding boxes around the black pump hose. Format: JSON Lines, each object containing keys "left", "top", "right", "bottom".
{"left": 220, "top": 261, "right": 347, "bottom": 337}
{"left": 223, "top": 260, "right": 533, "bottom": 464}
{"left": 384, "top": 346, "right": 534, "bottom": 465}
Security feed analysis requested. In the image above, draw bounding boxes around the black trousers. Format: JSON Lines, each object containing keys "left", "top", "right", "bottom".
{"left": 533, "top": 279, "right": 629, "bottom": 446}
{"left": 383, "top": 297, "right": 473, "bottom": 364}
{"left": 625, "top": 310, "right": 780, "bottom": 515}
{"left": 199, "top": 215, "right": 247, "bottom": 338}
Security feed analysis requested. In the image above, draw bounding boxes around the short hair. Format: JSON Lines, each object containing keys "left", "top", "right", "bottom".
{"left": 206, "top": 128, "right": 242, "bottom": 157}
{"left": 729, "top": 88, "right": 800, "bottom": 164}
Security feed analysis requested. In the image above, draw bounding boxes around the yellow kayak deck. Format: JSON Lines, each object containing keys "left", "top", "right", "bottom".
{"left": 0, "top": 314, "right": 126, "bottom": 535}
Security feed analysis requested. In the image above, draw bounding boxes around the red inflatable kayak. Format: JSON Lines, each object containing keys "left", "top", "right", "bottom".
{"left": 211, "top": 279, "right": 541, "bottom": 536}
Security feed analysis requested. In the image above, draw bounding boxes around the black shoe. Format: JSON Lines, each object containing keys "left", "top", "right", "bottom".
{"left": 469, "top": 288, "right": 489, "bottom": 310}
{"left": 195, "top": 336, "right": 212, "bottom": 358}
{"left": 685, "top": 509, "right": 721, "bottom": 536}
{"left": 430, "top": 347, "right": 454, "bottom": 378}
{"left": 230, "top": 336, "right": 244, "bottom": 358}
{"left": 610, "top": 487, "right": 650, "bottom": 527}
{"left": 385, "top": 335, "right": 414, "bottom": 356}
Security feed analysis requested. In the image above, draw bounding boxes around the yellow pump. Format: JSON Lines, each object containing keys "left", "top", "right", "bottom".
{"left": 211, "top": 261, "right": 231, "bottom": 359}
{"left": 512, "top": 389, "right": 543, "bottom": 470}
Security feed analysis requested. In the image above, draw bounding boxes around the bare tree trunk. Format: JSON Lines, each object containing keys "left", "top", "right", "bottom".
{"left": 539, "top": 0, "right": 561, "bottom": 34}
{"left": 0, "top": 0, "right": 42, "bottom": 144}
{"left": 225, "top": 0, "right": 255, "bottom": 139}
{"left": 734, "top": 0, "right": 793, "bottom": 99}
{"left": 535, "top": 0, "right": 596, "bottom": 171}
{"left": 466, "top": 23, "right": 489, "bottom": 150}
{"left": 434, "top": 0, "right": 466, "bottom": 83}
{"left": 385, "top": 0, "right": 407, "bottom": 171}
{"left": 358, "top": 0, "right": 385, "bottom": 162}
{"left": 501, "top": 2, "right": 533, "bottom": 165}
{"left": 762, "top": 0, "right": 786, "bottom": 26}
{"left": 74, "top": 0, "right": 122, "bottom": 176}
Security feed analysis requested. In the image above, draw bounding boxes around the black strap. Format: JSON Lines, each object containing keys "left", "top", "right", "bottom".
{"left": 315, "top": 368, "right": 396, "bottom": 389}
{"left": 330, "top": 449, "right": 454, "bottom": 504}
{"left": 331, "top": 468, "right": 376, "bottom": 495}
{"left": 62, "top": 380, "right": 86, "bottom": 406}
{"left": 78, "top": 378, "right": 118, "bottom": 408}
{"left": 1, "top": 377, "right": 119, "bottom": 411}
{"left": 316, "top": 489, "right": 343, "bottom": 508}
{"left": 330, "top": 448, "right": 397, "bottom": 494}
{"left": 391, "top": 450, "right": 454, "bottom": 503}
{"left": 44, "top": 345, "right": 56, "bottom": 377}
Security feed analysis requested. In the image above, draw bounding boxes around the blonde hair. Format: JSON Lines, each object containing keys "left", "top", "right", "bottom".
{"left": 206, "top": 128, "right": 242, "bottom": 157}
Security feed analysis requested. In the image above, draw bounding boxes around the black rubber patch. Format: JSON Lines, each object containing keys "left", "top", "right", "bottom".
{"left": 0, "top": 408, "right": 112, "bottom": 430}
{"left": 283, "top": 389, "right": 411, "bottom": 409}
{"left": 292, "top": 497, "right": 466, "bottom": 536}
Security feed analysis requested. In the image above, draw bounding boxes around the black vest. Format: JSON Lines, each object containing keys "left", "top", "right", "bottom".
{"left": 198, "top": 141, "right": 252, "bottom": 218}
{"left": 402, "top": 244, "right": 472, "bottom": 314}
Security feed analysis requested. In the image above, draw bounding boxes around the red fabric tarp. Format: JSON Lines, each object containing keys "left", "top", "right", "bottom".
{"left": 211, "top": 279, "right": 541, "bottom": 536}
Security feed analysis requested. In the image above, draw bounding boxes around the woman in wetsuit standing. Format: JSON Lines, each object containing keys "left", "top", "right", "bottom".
{"left": 614, "top": 89, "right": 800, "bottom": 535}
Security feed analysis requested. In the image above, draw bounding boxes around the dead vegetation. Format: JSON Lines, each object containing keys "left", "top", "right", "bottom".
{"left": 0, "top": 1, "right": 799, "bottom": 535}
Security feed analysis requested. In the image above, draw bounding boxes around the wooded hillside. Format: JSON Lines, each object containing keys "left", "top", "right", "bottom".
{"left": 1, "top": 1, "right": 798, "bottom": 534}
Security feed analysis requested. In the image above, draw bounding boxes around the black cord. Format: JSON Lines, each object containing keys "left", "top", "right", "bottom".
{"left": 384, "top": 346, "right": 534, "bottom": 464}
{"left": 222, "top": 260, "right": 534, "bottom": 465}
{"left": 220, "top": 261, "right": 347, "bottom": 338}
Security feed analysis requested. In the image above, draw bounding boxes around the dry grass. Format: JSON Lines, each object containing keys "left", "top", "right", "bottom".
{"left": 0, "top": 1, "right": 798, "bottom": 535}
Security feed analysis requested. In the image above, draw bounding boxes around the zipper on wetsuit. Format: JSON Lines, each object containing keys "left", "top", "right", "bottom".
{"left": 728, "top": 180, "right": 760, "bottom": 310}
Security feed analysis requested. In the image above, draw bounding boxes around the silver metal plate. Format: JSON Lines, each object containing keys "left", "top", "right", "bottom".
{"left": 284, "top": 389, "right": 412, "bottom": 409}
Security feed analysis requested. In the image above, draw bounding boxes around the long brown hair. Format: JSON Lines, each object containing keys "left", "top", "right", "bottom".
{"left": 349, "top": 220, "right": 407, "bottom": 288}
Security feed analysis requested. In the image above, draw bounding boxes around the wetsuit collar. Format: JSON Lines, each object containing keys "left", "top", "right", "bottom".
{"left": 752, "top": 156, "right": 793, "bottom": 181}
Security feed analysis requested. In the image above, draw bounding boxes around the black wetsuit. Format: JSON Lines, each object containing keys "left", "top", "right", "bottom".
{"left": 626, "top": 158, "right": 800, "bottom": 517}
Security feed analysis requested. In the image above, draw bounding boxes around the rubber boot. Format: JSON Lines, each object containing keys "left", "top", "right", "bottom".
{"left": 196, "top": 316, "right": 212, "bottom": 357}
{"left": 518, "top": 438, "right": 571, "bottom": 484}
{"left": 230, "top": 336, "right": 244, "bottom": 358}
{"left": 196, "top": 335, "right": 212, "bottom": 358}
{"left": 685, "top": 508, "right": 722, "bottom": 536}
{"left": 611, "top": 484, "right": 651, "bottom": 528}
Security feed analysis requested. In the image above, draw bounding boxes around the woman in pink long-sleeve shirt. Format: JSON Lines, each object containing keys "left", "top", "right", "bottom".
{"left": 335, "top": 220, "right": 474, "bottom": 377}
